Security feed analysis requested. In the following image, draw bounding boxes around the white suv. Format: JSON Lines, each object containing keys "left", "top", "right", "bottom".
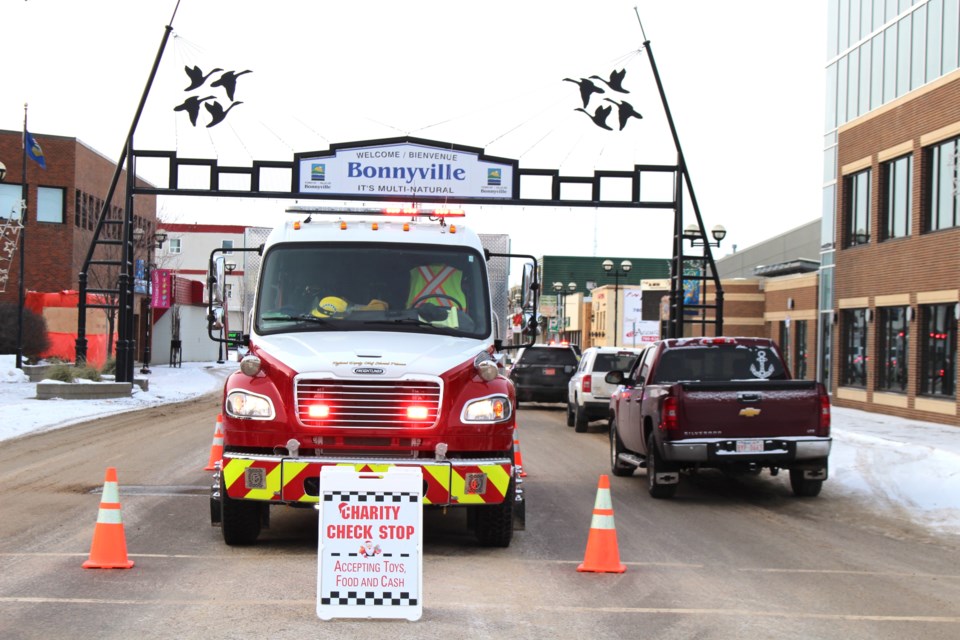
{"left": 567, "top": 346, "right": 647, "bottom": 432}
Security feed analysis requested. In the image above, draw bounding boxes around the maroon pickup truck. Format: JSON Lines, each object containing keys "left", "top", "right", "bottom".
{"left": 607, "top": 337, "right": 831, "bottom": 499}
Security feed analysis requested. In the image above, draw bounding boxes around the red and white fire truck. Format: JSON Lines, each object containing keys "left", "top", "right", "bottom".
{"left": 207, "top": 207, "right": 533, "bottom": 547}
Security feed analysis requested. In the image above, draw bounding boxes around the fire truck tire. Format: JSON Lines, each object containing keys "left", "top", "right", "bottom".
{"left": 474, "top": 480, "right": 515, "bottom": 548}
{"left": 220, "top": 478, "right": 262, "bottom": 545}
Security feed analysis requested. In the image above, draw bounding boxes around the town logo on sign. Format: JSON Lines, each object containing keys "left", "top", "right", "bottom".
{"left": 311, "top": 163, "right": 326, "bottom": 181}
{"left": 487, "top": 168, "right": 501, "bottom": 186}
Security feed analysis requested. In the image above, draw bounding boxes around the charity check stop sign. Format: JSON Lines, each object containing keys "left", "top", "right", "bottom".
{"left": 317, "top": 466, "right": 423, "bottom": 621}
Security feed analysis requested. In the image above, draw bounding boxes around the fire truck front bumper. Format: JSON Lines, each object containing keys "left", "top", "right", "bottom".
{"left": 217, "top": 454, "right": 516, "bottom": 507}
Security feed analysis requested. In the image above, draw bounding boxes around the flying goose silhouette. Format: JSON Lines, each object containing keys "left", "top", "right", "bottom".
{"left": 604, "top": 98, "right": 642, "bottom": 130}
{"left": 205, "top": 100, "right": 243, "bottom": 128}
{"left": 210, "top": 70, "right": 252, "bottom": 101}
{"left": 174, "top": 95, "right": 216, "bottom": 127}
{"left": 184, "top": 65, "right": 223, "bottom": 91}
{"left": 574, "top": 104, "right": 613, "bottom": 131}
{"left": 590, "top": 69, "right": 629, "bottom": 94}
{"left": 563, "top": 77, "right": 604, "bottom": 108}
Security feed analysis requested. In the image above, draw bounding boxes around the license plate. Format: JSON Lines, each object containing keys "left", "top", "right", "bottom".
{"left": 736, "top": 440, "right": 764, "bottom": 453}
{"left": 543, "top": 368, "right": 556, "bottom": 375}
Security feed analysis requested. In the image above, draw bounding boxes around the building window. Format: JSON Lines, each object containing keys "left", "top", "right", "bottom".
{"left": 779, "top": 321, "right": 792, "bottom": 374}
{"left": 0, "top": 183, "right": 21, "bottom": 219}
{"left": 920, "top": 303, "right": 957, "bottom": 398}
{"left": 842, "top": 308, "right": 868, "bottom": 388}
{"left": 927, "top": 137, "right": 960, "bottom": 231}
{"left": 795, "top": 320, "right": 808, "bottom": 380}
{"left": 883, "top": 154, "right": 912, "bottom": 239}
{"left": 819, "top": 313, "right": 833, "bottom": 390}
{"left": 168, "top": 238, "right": 182, "bottom": 255}
{"left": 845, "top": 168, "right": 871, "bottom": 246}
{"left": 224, "top": 283, "right": 233, "bottom": 299}
{"left": 222, "top": 239, "right": 234, "bottom": 254}
{"left": 876, "top": 307, "right": 908, "bottom": 393}
{"left": 37, "top": 187, "right": 65, "bottom": 224}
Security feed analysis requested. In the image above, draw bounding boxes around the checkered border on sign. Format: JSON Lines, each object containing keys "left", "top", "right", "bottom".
{"left": 323, "top": 491, "right": 418, "bottom": 503}
{"left": 320, "top": 591, "right": 418, "bottom": 606}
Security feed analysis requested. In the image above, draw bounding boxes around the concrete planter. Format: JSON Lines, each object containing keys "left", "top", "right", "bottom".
{"left": 36, "top": 381, "right": 133, "bottom": 400}
{"left": 23, "top": 363, "right": 56, "bottom": 383}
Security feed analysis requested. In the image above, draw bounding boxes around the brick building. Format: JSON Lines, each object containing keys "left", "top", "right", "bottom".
{"left": 0, "top": 129, "right": 157, "bottom": 362}
{"left": 824, "top": 0, "right": 960, "bottom": 426}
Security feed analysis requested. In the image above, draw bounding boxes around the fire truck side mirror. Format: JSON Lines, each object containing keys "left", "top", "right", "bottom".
{"left": 520, "top": 262, "right": 538, "bottom": 310}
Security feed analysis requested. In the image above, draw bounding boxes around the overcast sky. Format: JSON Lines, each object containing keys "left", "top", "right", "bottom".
{"left": 5, "top": 1, "right": 827, "bottom": 261}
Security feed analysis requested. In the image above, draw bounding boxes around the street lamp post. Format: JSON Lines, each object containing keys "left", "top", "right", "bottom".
{"left": 133, "top": 227, "right": 167, "bottom": 374}
{"left": 552, "top": 281, "right": 577, "bottom": 343}
{"left": 602, "top": 260, "right": 632, "bottom": 347}
{"left": 680, "top": 223, "right": 726, "bottom": 337}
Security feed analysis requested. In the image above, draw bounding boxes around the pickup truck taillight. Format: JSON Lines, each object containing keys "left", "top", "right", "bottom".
{"left": 818, "top": 389, "right": 831, "bottom": 436}
{"left": 660, "top": 395, "right": 679, "bottom": 431}
{"left": 581, "top": 376, "right": 592, "bottom": 393}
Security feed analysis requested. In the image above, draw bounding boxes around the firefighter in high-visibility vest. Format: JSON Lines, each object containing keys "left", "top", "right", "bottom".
{"left": 406, "top": 264, "right": 466, "bottom": 328}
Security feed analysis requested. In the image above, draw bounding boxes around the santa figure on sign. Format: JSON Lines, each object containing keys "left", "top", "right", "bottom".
{"left": 359, "top": 539, "right": 382, "bottom": 557}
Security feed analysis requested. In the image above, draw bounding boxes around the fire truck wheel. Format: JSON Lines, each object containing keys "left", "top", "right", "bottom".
{"left": 221, "top": 477, "right": 263, "bottom": 545}
{"left": 473, "top": 480, "right": 515, "bottom": 548}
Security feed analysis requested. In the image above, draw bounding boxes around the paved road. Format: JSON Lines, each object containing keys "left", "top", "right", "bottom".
{"left": 0, "top": 396, "right": 958, "bottom": 639}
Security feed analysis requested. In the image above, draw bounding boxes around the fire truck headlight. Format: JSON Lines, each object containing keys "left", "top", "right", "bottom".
{"left": 225, "top": 390, "right": 276, "bottom": 420}
{"left": 461, "top": 395, "right": 512, "bottom": 423}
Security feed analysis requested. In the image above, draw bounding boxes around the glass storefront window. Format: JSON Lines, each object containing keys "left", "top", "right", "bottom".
{"left": 842, "top": 308, "right": 869, "bottom": 388}
{"left": 877, "top": 306, "right": 908, "bottom": 392}
{"left": 795, "top": 319, "right": 809, "bottom": 380}
{"left": 920, "top": 303, "right": 957, "bottom": 397}
{"left": 820, "top": 312, "right": 834, "bottom": 390}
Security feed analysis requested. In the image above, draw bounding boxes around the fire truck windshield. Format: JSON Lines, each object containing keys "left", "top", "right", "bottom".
{"left": 255, "top": 242, "right": 491, "bottom": 339}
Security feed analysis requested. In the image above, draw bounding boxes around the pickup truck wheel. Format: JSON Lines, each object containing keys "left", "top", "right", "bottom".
{"left": 220, "top": 476, "right": 263, "bottom": 545}
{"left": 789, "top": 469, "right": 823, "bottom": 497}
{"left": 574, "top": 404, "right": 589, "bottom": 432}
{"left": 647, "top": 434, "right": 678, "bottom": 499}
{"left": 609, "top": 419, "right": 634, "bottom": 477}
{"left": 474, "top": 480, "right": 514, "bottom": 548}
{"left": 566, "top": 402, "right": 575, "bottom": 427}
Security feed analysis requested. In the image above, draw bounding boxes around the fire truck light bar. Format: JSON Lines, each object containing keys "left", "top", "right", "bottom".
{"left": 286, "top": 205, "right": 464, "bottom": 218}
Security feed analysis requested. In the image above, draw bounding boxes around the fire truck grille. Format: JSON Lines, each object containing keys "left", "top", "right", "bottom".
{"left": 296, "top": 379, "right": 442, "bottom": 429}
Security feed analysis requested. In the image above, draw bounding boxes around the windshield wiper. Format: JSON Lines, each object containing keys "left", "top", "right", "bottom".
{"left": 361, "top": 318, "right": 435, "bottom": 327}
{"left": 260, "top": 312, "right": 331, "bottom": 325}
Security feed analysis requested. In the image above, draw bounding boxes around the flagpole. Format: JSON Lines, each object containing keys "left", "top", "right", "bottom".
{"left": 17, "top": 104, "right": 28, "bottom": 370}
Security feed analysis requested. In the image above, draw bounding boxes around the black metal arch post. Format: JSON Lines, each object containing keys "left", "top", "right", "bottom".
{"left": 642, "top": 40, "right": 724, "bottom": 339}
{"left": 75, "top": 21, "right": 175, "bottom": 383}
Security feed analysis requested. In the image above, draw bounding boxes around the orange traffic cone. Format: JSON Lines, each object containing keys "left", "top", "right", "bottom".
{"left": 204, "top": 414, "right": 225, "bottom": 471}
{"left": 83, "top": 467, "right": 134, "bottom": 569}
{"left": 513, "top": 429, "right": 527, "bottom": 478}
{"left": 577, "top": 474, "right": 625, "bottom": 573}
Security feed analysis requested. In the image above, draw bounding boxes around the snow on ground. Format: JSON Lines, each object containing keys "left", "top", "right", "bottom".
{"left": 1, "top": 355, "right": 958, "bottom": 535}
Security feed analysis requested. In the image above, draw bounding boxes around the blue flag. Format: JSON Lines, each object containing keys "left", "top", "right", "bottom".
{"left": 25, "top": 131, "right": 47, "bottom": 169}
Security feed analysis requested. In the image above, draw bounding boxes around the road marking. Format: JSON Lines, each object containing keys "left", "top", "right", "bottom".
{"left": 0, "top": 598, "right": 957, "bottom": 623}
{"left": 738, "top": 567, "right": 960, "bottom": 579}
